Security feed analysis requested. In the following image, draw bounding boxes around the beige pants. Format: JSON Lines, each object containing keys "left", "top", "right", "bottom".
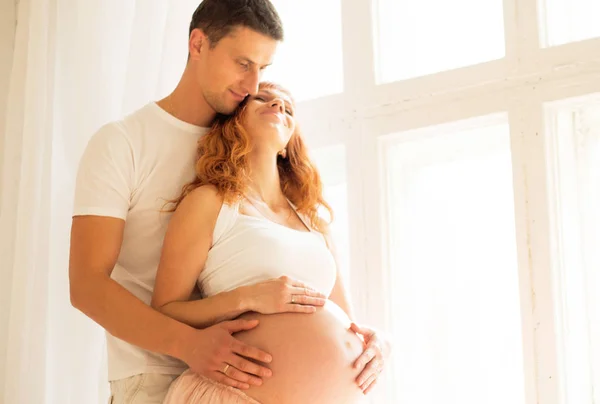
{"left": 109, "top": 373, "right": 178, "bottom": 404}
{"left": 163, "top": 370, "right": 261, "bottom": 403}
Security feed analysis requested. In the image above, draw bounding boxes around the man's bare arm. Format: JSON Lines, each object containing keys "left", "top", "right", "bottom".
{"left": 68, "top": 215, "right": 273, "bottom": 389}
{"left": 68, "top": 216, "right": 191, "bottom": 358}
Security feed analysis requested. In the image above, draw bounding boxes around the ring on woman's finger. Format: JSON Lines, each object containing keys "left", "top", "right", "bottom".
{"left": 223, "top": 364, "right": 230, "bottom": 374}
{"left": 291, "top": 295, "right": 296, "bottom": 304}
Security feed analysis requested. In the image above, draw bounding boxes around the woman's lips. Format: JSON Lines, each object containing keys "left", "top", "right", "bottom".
{"left": 262, "top": 111, "right": 284, "bottom": 122}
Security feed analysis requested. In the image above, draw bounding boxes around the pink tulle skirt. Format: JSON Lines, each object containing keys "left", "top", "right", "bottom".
{"left": 162, "top": 369, "right": 261, "bottom": 404}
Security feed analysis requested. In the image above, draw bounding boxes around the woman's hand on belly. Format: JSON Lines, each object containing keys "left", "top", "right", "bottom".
{"left": 350, "top": 322, "right": 393, "bottom": 395}
{"left": 235, "top": 275, "right": 327, "bottom": 314}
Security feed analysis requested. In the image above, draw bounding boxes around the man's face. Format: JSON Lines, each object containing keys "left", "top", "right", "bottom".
{"left": 190, "top": 26, "right": 279, "bottom": 115}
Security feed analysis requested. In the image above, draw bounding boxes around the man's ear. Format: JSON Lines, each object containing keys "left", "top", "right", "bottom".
{"left": 189, "top": 28, "right": 207, "bottom": 59}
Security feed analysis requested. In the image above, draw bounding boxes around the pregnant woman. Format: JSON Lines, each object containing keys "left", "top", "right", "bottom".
{"left": 152, "top": 82, "right": 390, "bottom": 403}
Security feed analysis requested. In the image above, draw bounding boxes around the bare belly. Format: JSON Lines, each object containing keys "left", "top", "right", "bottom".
{"left": 234, "top": 301, "right": 367, "bottom": 404}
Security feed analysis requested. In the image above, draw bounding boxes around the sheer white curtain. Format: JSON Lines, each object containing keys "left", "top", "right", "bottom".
{"left": 0, "top": 0, "right": 199, "bottom": 402}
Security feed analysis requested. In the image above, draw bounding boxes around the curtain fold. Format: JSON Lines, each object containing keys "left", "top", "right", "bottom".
{"left": 0, "top": 1, "right": 196, "bottom": 402}
{"left": 1, "top": 0, "right": 57, "bottom": 402}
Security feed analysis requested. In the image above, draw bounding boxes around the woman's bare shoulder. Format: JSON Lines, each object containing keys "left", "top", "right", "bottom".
{"left": 174, "top": 184, "right": 224, "bottom": 222}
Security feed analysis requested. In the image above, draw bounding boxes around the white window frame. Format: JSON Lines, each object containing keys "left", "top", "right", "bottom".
{"left": 293, "top": 0, "right": 600, "bottom": 403}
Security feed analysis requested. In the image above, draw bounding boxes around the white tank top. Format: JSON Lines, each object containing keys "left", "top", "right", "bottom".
{"left": 199, "top": 202, "right": 337, "bottom": 297}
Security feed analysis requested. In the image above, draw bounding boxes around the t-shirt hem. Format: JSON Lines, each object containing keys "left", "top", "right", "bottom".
{"left": 108, "top": 365, "right": 188, "bottom": 382}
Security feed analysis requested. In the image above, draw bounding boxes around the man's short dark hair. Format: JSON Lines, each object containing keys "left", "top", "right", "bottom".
{"left": 189, "top": 0, "right": 284, "bottom": 47}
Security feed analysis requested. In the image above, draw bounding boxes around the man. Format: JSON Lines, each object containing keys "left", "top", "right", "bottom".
{"left": 69, "top": 1, "right": 283, "bottom": 402}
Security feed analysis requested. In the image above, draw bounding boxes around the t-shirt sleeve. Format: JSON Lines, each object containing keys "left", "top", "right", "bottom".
{"left": 72, "top": 123, "right": 135, "bottom": 220}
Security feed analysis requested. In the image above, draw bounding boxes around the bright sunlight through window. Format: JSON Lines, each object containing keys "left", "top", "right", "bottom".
{"left": 311, "top": 144, "right": 351, "bottom": 288}
{"left": 540, "top": 0, "right": 600, "bottom": 47}
{"left": 380, "top": 116, "right": 525, "bottom": 404}
{"left": 374, "top": 0, "right": 506, "bottom": 83}
{"left": 546, "top": 96, "right": 600, "bottom": 404}
{"left": 263, "top": 1, "right": 344, "bottom": 101}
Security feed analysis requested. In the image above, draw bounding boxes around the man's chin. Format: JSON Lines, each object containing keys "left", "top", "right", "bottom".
{"left": 213, "top": 102, "right": 239, "bottom": 116}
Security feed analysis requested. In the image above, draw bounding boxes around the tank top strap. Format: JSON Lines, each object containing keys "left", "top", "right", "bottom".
{"left": 286, "top": 199, "right": 316, "bottom": 233}
{"left": 212, "top": 201, "right": 241, "bottom": 247}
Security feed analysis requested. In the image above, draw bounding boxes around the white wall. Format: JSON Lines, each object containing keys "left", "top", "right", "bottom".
{"left": 0, "top": 0, "right": 17, "bottom": 399}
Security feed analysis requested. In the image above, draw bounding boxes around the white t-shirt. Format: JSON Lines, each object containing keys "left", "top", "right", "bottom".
{"left": 73, "top": 102, "right": 208, "bottom": 381}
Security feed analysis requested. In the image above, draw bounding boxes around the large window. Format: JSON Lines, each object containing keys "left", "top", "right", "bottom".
{"left": 381, "top": 117, "right": 525, "bottom": 404}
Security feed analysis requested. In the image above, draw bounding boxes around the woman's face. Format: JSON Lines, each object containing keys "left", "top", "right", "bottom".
{"left": 241, "top": 86, "right": 296, "bottom": 154}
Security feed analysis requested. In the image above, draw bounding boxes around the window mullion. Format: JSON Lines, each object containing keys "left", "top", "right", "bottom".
{"left": 508, "top": 89, "right": 561, "bottom": 404}
{"left": 514, "top": 0, "right": 543, "bottom": 73}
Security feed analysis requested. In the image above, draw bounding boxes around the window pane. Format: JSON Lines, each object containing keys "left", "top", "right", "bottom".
{"left": 546, "top": 97, "right": 600, "bottom": 404}
{"left": 310, "top": 145, "right": 351, "bottom": 286}
{"left": 540, "top": 0, "right": 600, "bottom": 47}
{"left": 383, "top": 119, "right": 525, "bottom": 404}
{"left": 375, "top": 0, "right": 505, "bottom": 83}
{"left": 264, "top": 1, "right": 343, "bottom": 101}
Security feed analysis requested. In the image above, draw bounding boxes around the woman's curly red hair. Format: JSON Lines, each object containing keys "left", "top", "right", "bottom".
{"left": 169, "top": 82, "right": 332, "bottom": 232}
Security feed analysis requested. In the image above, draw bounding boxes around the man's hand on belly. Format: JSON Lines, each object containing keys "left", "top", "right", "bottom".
{"left": 179, "top": 319, "right": 274, "bottom": 390}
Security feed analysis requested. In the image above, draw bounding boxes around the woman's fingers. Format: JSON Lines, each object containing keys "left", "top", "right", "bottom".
{"left": 289, "top": 294, "right": 326, "bottom": 306}
{"left": 281, "top": 276, "right": 323, "bottom": 295}
{"left": 353, "top": 344, "right": 377, "bottom": 370}
{"left": 361, "top": 374, "right": 378, "bottom": 394}
{"left": 289, "top": 285, "right": 327, "bottom": 299}
{"left": 285, "top": 303, "right": 317, "bottom": 313}
{"left": 356, "top": 358, "right": 382, "bottom": 385}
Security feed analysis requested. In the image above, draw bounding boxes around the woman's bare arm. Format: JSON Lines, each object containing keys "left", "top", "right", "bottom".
{"left": 151, "top": 185, "right": 248, "bottom": 328}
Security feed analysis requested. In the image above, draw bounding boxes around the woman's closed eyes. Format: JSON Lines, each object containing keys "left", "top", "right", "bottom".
{"left": 254, "top": 96, "right": 293, "bottom": 116}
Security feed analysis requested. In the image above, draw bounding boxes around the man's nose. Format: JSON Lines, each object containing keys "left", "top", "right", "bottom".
{"left": 242, "top": 70, "right": 260, "bottom": 96}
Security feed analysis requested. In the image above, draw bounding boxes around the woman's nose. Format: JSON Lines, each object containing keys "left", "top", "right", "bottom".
{"left": 270, "top": 99, "right": 284, "bottom": 111}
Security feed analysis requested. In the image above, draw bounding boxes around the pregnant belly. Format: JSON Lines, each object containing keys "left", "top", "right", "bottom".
{"left": 234, "top": 301, "right": 367, "bottom": 404}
